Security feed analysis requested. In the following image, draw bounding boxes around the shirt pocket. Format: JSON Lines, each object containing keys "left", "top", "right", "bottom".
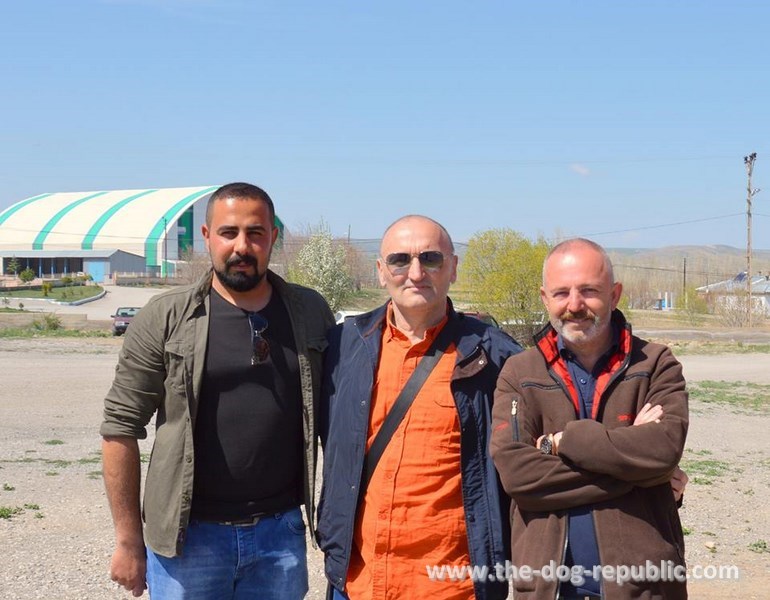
{"left": 164, "top": 340, "right": 188, "bottom": 395}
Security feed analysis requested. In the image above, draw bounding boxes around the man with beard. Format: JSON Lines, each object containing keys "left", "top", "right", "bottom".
{"left": 101, "top": 182, "right": 334, "bottom": 599}
{"left": 491, "top": 238, "right": 689, "bottom": 599}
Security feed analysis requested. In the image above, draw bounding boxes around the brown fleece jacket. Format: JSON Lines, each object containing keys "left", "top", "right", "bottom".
{"left": 490, "top": 311, "right": 688, "bottom": 599}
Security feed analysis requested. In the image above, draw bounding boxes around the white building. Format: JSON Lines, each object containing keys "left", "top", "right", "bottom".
{"left": 0, "top": 186, "right": 284, "bottom": 282}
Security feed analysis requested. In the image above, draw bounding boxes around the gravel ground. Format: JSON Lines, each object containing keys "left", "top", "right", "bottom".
{"left": 0, "top": 336, "right": 768, "bottom": 599}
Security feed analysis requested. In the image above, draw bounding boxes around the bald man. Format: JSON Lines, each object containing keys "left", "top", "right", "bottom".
{"left": 317, "top": 215, "right": 522, "bottom": 600}
{"left": 491, "top": 238, "right": 688, "bottom": 599}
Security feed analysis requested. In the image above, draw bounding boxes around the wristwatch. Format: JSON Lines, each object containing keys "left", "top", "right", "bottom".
{"left": 540, "top": 435, "right": 553, "bottom": 455}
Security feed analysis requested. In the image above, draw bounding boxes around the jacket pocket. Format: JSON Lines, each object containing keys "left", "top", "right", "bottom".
{"left": 164, "top": 341, "right": 188, "bottom": 394}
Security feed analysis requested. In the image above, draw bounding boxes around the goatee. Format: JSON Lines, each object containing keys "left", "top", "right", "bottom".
{"left": 214, "top": 256, "right": 265, "bottom": 292}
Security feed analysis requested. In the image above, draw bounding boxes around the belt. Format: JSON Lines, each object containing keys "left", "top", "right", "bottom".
{"left": 204, "top": 515, "right": 262, "bottom": 526}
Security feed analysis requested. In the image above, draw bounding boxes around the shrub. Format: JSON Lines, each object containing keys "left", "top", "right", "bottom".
{"left": 32, "top": 314, "right": 62, "bottom": 331}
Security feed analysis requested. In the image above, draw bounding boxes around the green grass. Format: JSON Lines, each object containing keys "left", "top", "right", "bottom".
{"left": 688, "top": 380, "right": 770, "bottom": 412}
{"left": 0, "top": 285, "right": 103, "bottom": 301}
{"left": 0, "top": 504, "right": 43, "bottom": 520}
{"left": 0, "top": 327, "right": 112, "bottom": 338}
{"left": 77, "top": 453, "right": 101, "bottom": 465}
{"left": 668, "top": 342, "right": 770, "bottom": 355}
{"left": 680, "top": 458, "right": 731, "bottom": 485}
{"left": 685, "top": 448, "right": 713, "bottom": 456}
{"left": 0, "top": 506, "right": 23, "bottom": 519}
{"left": 748, "top": 540, "right": 768, "bottom": 553}
{"left": 43, "top": 439, "right": 64, "bottom": 446}
{"left": 2, "top": 483, "right": 14, "bottom": 491}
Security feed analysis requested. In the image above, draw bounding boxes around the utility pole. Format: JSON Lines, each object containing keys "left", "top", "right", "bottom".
{"left": 744, "top": 153, "right": 759, "bottom": 328}
{"left": 163, "top": 216, "right": 168, "bottom": 282}
{"left": 683, "top": 257, "right": 687, "bottom": 309}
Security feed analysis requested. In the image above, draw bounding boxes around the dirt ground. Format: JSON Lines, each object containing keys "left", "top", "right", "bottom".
{"left": 0, "top": 336, "right": 768, "bottom": 599}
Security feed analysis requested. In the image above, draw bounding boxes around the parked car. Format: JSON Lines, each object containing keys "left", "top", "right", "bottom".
{"left": 111, "top": 307, "right": 140, "bottom": 336}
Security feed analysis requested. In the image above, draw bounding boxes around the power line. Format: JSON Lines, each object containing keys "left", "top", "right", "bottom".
{"left": 580, "top": 213, "right": 744, "bottom": 238}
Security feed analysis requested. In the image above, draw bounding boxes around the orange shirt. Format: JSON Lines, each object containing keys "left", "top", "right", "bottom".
{"left": 345, "top": 309, "right": 474, "bottom": 600}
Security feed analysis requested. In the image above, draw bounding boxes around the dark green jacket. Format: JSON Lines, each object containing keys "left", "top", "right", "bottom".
{"left": 101, "top": 270, "right": 334, "bottom": 557}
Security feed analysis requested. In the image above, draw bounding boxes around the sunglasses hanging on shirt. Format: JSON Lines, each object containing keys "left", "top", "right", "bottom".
{"left": 246, "top": 312, "right": 270, "bottom": 365}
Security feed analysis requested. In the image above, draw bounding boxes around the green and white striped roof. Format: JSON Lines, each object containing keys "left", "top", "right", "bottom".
{"left": 0, "top": 186, "right": 219, "bottom": 264}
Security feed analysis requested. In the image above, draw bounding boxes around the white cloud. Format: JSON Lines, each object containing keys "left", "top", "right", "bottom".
{"left": 569, "top": 163, "right": 591, "bottom": 177}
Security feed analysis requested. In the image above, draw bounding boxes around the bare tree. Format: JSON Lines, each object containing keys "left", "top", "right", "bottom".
{"left": 177, "top": 248, "right": 212, "bottom": 284}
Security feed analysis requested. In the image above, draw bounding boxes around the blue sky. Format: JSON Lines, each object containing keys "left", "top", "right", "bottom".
{"left": 1, "top": 0, "right": 769, "bottom": 248}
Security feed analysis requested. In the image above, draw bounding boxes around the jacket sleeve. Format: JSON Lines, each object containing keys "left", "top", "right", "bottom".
{"left": 318, "top": 323, "right": 343, "bottom": 447}
{"left": 100, "top": 300, "right": 167, "bottom": 439}
{"left": 491, "top": 359, "right": 633, "bottom": 512}
{"left": 557, "top": 348, "right": 688, "bottom": 484}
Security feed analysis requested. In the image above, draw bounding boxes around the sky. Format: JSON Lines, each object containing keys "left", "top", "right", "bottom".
{"left": 1, "top": 0, "right": 769, "bottom": 249}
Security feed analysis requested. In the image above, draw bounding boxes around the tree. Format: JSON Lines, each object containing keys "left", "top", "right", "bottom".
{"left": 177, "top": 247, "right": 212, "bottom": 285}
{"left": 674, "top": 286, "right": 709, "bottom": 326}
{"left": 460, "top": 229, "right": 551, "bottom": 342}
{"left": 290, "top": 230, "right": 355, "bottom": 312}
{"left": 6, "top": 256, "right": 20, "bottom": 276}
{"left": 19, "top": 267, "right": 35, "bottom": 285}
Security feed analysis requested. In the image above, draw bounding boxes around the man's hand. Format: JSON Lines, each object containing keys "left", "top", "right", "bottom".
{"left": 634, "top": 402, "right": 663, "bottom": 425}
{"left": 670, "top": 466, "right": 689, "bottom": 503}
{"left": 540, "top": 403, "right": 666, "bottom": 460}
{"left": 110, "top": 541, "right": 147, "bottom": 597}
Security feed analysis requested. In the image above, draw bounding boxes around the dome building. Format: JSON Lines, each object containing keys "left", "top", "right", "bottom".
{"left": 0, "top": 185, "right": 284, "bottom": 283}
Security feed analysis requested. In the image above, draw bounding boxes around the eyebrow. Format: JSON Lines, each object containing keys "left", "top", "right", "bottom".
{"left": 217, "top": 224, "right": 268, "bottom": 233}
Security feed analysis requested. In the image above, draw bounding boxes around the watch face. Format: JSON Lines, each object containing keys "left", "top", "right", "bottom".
{"left": 540, "top": 437, "right": 553, "bottom": 455}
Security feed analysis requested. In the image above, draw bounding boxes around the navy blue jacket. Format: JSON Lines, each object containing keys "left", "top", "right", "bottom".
{"left": 316, "top": 302, "right": 522, "bottom": 599}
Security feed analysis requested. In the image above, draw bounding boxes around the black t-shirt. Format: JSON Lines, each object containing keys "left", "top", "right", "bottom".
{"left": 190, "top": 288, "right": 303, "bottom": 521}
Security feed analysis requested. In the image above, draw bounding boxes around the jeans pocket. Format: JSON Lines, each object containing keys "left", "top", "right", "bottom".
{"left": 282, "top": 508, "right": 307, "bottom": 536}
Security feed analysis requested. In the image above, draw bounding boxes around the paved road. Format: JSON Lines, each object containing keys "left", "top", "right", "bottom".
{"left": 16, "top": 284, "right": 167, "bottom": 321}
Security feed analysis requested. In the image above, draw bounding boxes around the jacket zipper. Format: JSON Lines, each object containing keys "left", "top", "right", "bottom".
{"left": 555, "top": 518, "right": 570, "bottom": 600}
{"left": 510, "top": 398, "right": 520, "bottom": 442}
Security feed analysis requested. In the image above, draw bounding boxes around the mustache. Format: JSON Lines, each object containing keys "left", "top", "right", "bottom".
{"left": 560, "top": 309, "right": 597, "bottom": 321}
{"left": 226, "top": 255, "right": 257, "bottom": 268}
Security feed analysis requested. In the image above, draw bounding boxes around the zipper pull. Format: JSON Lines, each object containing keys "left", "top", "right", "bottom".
{"left": 510, "top": 399, "right": 520, "bottom": 442}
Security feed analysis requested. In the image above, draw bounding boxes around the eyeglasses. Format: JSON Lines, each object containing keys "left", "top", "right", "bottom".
{"left": 247, "top": 312, "right": 270, "bottom": 365}
{"left": 383, "top": 251, "right": 447, "bottom": 274}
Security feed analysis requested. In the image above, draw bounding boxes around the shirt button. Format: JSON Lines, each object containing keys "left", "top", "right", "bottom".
{"left": 580, "top": 378, "right": 587, "bottom": 384}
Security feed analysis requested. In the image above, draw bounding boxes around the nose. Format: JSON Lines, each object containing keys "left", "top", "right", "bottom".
{"left": 406, "top": 256, "right": 426, "bottom": 281}
{"left": 233, "top": 231, "right": 249, "bottom": 255}
{"left": 566, "top": 289, "right": 585, "bottom": 312}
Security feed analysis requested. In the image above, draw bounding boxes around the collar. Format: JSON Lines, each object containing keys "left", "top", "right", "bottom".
{"left": 384, "top": 301, "right": 450, "bottom": 345}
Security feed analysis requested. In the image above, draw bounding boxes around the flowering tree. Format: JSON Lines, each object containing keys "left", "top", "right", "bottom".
{"left": 291, "top": 230, "right": 355, "bottom": 312}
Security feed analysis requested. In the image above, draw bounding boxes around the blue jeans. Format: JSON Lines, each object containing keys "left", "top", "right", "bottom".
{"left": 146, "top": 507, "right": 308, "bottom": 599}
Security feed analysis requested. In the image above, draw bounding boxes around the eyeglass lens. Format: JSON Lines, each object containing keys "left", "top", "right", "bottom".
{"left": 385, "top": 251, "right": 445, "bottom": 272}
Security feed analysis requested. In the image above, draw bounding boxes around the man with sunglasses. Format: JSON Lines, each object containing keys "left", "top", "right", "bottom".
{"left": 101, "top": 182, "right": 334, "bottom": 599}
{"left": 317, "top": 215, "right": 522, "bottom": 599}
